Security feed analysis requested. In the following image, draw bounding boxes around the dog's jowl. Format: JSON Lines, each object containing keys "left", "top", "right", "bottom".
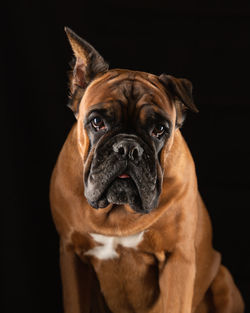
{"left": 50, "top": 27, "right": 244, "bottom": 313}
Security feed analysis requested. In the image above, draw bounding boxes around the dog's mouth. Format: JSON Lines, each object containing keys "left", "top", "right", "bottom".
{"left": 86, "top": 167, "right": 146, "bottom": 213}
{"left": 106, "top": 171, "right": 144, "bottom": 212}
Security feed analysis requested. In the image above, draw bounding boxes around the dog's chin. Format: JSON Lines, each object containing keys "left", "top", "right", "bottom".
{"left": 105, "top": 178, "right": 145, "bottom": 213}
{"left": 87, "top": 177, "right": 150, "bottom": 214}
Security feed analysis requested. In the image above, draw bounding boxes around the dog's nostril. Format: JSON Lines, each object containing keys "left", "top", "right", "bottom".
{"left": 131, "top": 148, "right": 138, "bottom": 160}
{"left": 118, "top": 146, "right": 125, "bottom": 155}
{"left": 113, "top": 143, "right": 126, "bottom": 156}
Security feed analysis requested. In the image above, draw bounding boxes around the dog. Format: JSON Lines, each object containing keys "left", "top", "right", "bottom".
{"left": 49, "top": 27, "right": 244, "bottom": 313}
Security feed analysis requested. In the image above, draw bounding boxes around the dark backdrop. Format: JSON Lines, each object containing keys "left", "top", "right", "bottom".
{"left": 3, "top": 1, "right": 250, "bottom": 312}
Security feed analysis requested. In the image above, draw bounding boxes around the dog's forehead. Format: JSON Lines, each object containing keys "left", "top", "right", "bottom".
{"left": 82, "top": 69, "right": 174, "bottom": 116}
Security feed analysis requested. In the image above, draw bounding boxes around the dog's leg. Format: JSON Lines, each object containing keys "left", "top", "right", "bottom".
{"left": 159, "top": 248, "right": 196, "bottom": 313}
{"left": 210, "top": 265, "right": 244, "bottom": 313}
{"left": 60, "top": 240, "right": 112, "bottom": 313}
{"left": 60, "top": 240, "right": 92, "bottom": 313}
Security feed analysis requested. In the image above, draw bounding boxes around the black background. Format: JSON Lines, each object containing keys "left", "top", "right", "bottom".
{"left": 3, "top": 1, "right": 250, "bottom": 312}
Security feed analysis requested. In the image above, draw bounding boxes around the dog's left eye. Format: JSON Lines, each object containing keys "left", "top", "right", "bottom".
{"left": 152, "top": 124, "right": 166, "bottom": 138}
{"left": 91, "top": 117, "right": 106, "bottom": 131}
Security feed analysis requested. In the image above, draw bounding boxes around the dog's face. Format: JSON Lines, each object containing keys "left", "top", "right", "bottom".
{"left": 65, "top": 28, "right": 197, "bottom": 214}
{"left": 81, "top": 70, "right": 176, "bottom": 213}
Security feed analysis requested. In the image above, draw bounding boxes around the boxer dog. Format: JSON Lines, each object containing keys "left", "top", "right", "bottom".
{"left": 50, "top": 27, "right": 244, "bottom": 313}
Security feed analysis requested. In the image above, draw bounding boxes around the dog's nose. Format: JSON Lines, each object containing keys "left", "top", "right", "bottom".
{"left": 113, "top": 140, "right": 144, "bottom": 161}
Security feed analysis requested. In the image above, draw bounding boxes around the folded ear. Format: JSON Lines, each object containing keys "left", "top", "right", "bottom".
{"left": 158, "top": 74, "right": 198, "bottom": 128}
{"left": 65, "top": 27, "right": 109, "bottom": 116}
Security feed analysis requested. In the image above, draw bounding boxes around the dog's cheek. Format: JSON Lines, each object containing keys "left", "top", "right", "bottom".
{"left": 159, "top": 134, "right": 175, "bottom": 171}
{"left": 76, "top": 114, "right": 90, "bottom": 161}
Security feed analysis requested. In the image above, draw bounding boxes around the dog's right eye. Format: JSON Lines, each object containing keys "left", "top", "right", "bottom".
{"left": 91, "top": 117, "right": 106, "bottom": 131}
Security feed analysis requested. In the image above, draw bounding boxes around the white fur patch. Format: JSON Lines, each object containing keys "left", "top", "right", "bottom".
{"left": 85, "top": 232, "right": 144, "bottom": 260}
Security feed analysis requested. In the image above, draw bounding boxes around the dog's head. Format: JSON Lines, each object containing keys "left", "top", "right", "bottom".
{"left": 65, "top": 27, "right": 198, "bottom": 214}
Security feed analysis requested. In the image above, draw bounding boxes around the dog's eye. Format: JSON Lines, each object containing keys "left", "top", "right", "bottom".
{"left": 152, "top": 124, "right": 166, "bottom": 138}
{"left": 91, "top": 117, "right": 106, "bottom": 131}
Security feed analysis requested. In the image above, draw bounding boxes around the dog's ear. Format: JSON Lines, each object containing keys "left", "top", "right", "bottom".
{"left": 65, "top": 27, "right": 109, "bottom": 116}
{"left": 159, "top": 74, "right": 198, "bottom": 128}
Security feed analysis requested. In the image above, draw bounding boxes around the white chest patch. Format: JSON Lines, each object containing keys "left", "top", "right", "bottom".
{"left": 85, "top": 231, "right": 144, "bottom": 260}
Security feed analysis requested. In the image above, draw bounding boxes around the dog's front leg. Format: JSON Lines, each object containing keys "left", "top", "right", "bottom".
{"left": 60, "top": 240, "right": 92, "bottom": 313}
{"left": 159, "top": 247, "right": 196, "bottom": 313}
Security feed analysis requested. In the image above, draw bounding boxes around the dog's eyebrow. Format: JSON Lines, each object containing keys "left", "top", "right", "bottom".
{"left": 139, "top": 102, "right": 172, "bottom": 122}
{"left": 84, "top": 101, "right": 119, "bottom": 124}
{"left": 86, "top": 101, "right": 117, "bottom": 114}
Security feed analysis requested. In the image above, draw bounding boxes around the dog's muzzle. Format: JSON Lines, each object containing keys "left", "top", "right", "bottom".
{"left": 84, "top": 134, "right": 161, "bottom": 213}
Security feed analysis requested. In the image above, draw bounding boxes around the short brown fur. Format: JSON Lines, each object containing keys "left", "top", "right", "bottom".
{"left": 50, "top": 29, "right": 244, "bottom": 313}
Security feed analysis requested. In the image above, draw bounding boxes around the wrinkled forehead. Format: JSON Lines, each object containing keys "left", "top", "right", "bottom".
{"left": 80, "top": 70, "right": 175, "bottom": 120}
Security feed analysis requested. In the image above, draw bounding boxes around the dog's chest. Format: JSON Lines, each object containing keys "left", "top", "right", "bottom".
{"left": 84, "top": 231, "right": 144, "bottom": 260}
{"left": 83, "top": 231, "right": 161, "bottom": 312}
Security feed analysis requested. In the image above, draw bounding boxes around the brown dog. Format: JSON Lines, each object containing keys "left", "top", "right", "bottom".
{"left": 49, "top": 27, "right": 244, "bottom": 313}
